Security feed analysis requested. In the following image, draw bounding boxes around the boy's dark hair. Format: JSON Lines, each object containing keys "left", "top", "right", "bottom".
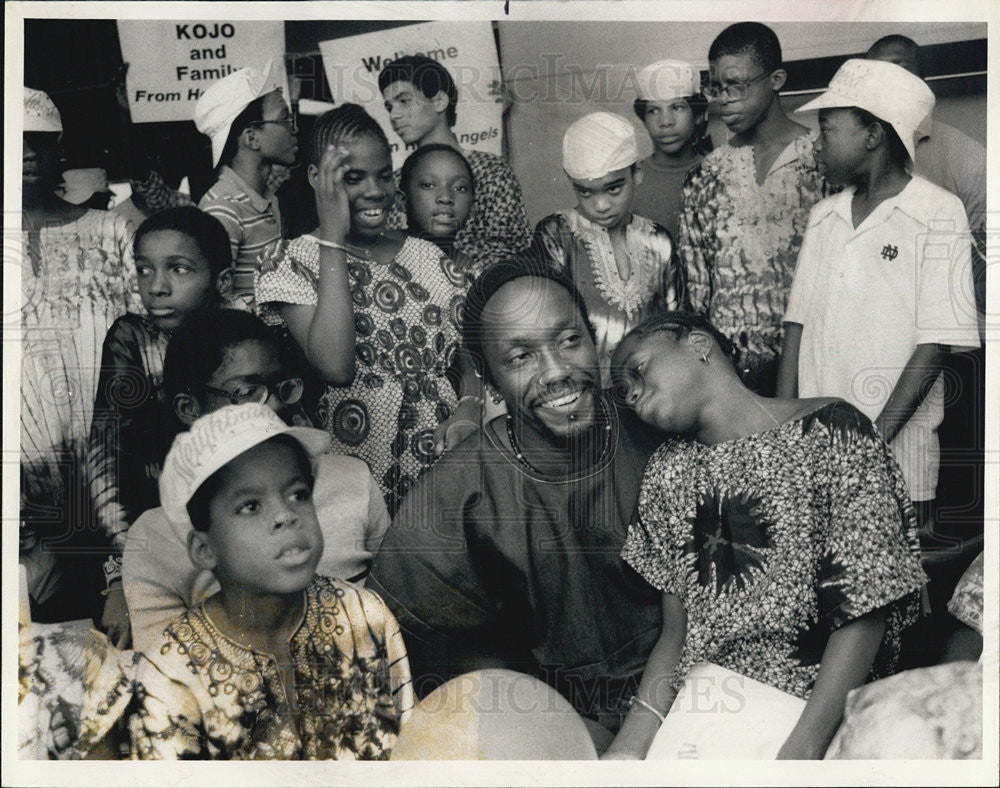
{"left": 849, "top": 108, "right": 911, "bottom": 167}
{"left": 134, "top": 206, "right": 233, "bottom": 279}
{"left": 163, "top": 308, "right": 280, "bottom": 406}
{"left": 309, "top": 103, "right": 390, "bottom": 168}
{"left": 378, "top": 55, "right": 459, "bottom": 127}
{"left": 866, "top": 34, "right": 923, "bottom": 77}
{"left": 632, "top": 96, "right": 714, "bottom": 157}
{"left": 187, "top": 434, "right": 315, "bottom": 532}
{"left": 462, "top": 255, "right": 597, "bottom": 387}
{"left": 708, "top": 22, "right": 782, "bottom": 74}
{"left": 399, "top": 143, "right": 476, "bottom": 228}
{"left": 218, "top": 95, "right": 267, "bottom": 168}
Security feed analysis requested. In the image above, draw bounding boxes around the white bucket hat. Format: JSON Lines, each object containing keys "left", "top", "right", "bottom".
{"left": 796, "top": 58, "right": 934, "bottom": 161}
{"left": 24, "top": 87, "right": 62, "bottom": 134}
{"left": 636, "top": 59, "right": 701, "bottom": 102}
{"left": 563, "top": 111, "right": 639, "bottom": 181}
{"left": 193, "top": 59, "right": 284, "bottom": 167}
{"left": 159, "top": 402, "right": 330, "bottom": 530}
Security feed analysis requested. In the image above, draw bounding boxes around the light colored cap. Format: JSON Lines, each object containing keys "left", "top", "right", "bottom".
{"left": 24, "top": 87, "right": 62, "bottom": 133}
{"left": 796, "top": 58, "right": 934, "bottom": 161}
{"left": 636, "top": 59, "right": 700, "bottom": 102}
{"left": 159, "top": 403, "right": 330, "bottom": 530}
{"left": 562, "top": 111, "right": 639, "bottom": 181}
{"left": 57, "top": 168, "right": 111, "bottom": 205}
{"left": 193, "top": 59, "right": 284, "bottom": 167}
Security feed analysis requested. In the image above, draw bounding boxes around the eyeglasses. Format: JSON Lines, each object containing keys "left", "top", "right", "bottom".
{"left": 703, "top": 70, "right": 774, "bottom": 102}
{"left": 203, "top": 377, "right": 304, "bottom": 406}
{"left": 251, "top": 117, "right": 298, "bottom": 134}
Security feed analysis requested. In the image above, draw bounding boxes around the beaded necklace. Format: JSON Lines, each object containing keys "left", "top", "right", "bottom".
{"left": 504, "top": 395, "right": 613, "bottom": 475}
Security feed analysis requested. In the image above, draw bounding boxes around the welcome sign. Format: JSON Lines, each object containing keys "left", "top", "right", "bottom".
{"left": 117, "top": 20, "right": 286, "bottom": 123}
{"left": 318, "top": 21, "right": 504, "bottom": 169}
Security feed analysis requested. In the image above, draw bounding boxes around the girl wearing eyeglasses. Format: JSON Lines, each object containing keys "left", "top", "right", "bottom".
{"left": 119, "top": 307, "right": 390, "bottom": 655}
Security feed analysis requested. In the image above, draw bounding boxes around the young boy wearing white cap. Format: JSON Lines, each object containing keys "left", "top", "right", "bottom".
{"left": 530, "top": 111, "right": 680, "bottom": 383}
{"left": 195, "top": 63, "right": 298, "bottom": 310}
{"left": 631, "top": 59, "right": 711, "bottom": 242}
{"left": 778, "top": 59, "right": 980, "bottom": 548}
{"left": 129, "top": 403, "right": 411, "bottom": 759}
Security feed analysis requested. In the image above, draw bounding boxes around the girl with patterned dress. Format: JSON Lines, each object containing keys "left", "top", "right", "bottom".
{"left": 603, "top": 311, "right": 926, "bottom": 761}
{"left": 256, "top": 105, "right": 477, "bottom": 515}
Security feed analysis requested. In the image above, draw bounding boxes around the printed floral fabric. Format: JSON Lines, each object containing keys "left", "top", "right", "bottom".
{"left": 948, "top": 552, "right": 984, "bottom": 635}
{"left": 388, "top": 149, "right": 532, "bottom": 272}
{"left": 20, "top": 210, "right": 140, "bottom": 586}
{"left": 825, "top": 661, "right": 982, "bottom": 759}
{"left": 677, "top": 134, "right": 827, "bottom": 391}
{"left": 622, "top": 401, "right": 926, "bottom": 700}
{"left": 87, "top": 313, "right": 173, "bottom": 560}
{"left": 18, "top": 621, "right": 139, "bottom": 759}
{"left": 255, "top": 235, "right": 463, "bottom": 514}
{"left": 530, "top": 210, "right": 681, "bottom": 382}
{"left": 129, "top": 576, "right": 413, "bottom": 760}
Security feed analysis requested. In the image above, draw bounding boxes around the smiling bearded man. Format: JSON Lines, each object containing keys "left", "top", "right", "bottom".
{"left": 368, "top": 257, "right": 663, "bottom": 741}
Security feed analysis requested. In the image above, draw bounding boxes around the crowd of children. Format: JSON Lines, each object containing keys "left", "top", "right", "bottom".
{"left": 18, "top": 21, "right": 984, "bottom": 762}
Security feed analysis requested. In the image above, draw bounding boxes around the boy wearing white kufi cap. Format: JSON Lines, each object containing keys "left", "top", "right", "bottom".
{"left": 780, "top": 59, "right": 980, "bottom": 538}
{"left": 195, "top": 60, "right": 297, "bottom": 309}
{"left": 530, "top": 111, "right": 681, "bottom": 383}
{"left": 631, "top": 59, "right": 711, "bottom": 240}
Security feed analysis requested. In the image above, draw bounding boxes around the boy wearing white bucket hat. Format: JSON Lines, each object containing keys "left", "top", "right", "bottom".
{"left": 195, "top": 62, "right": 297, "bottom": 309}
{"left": 129, "top": 403, "right": 412, "bottom": 759}
{"left": 779, "top": 59, "right": 980, "bottom": 541}
{"left": 631, "top": 59, "right": 711, "bottom": 241}
{"left": 530, "top": 111, "right": 680, "bottom": 383}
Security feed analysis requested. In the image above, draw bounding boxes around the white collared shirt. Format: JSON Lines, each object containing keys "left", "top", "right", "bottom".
{"left": 785, "top": 175, "right": 979, "bottom": 500}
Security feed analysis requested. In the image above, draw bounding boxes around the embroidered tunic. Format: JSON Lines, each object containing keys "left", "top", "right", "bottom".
{"left": 623, "top": 401, "right": 925, "bottom": 700}
{"left": 530, "top": 209, "right": 680, "bottom": 382}
{"left": 129, "top": 577, "right": 412, "bottom": 760}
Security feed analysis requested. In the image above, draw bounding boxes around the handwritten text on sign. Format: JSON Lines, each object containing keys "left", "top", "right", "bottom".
{"left": 117, "top": 21, "right": 285, "bottom": 123}
{"left": 318, "top": 21, "right": 503, "bottom": 169}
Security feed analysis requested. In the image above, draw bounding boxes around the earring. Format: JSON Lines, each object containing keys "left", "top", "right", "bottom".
{"left": 485, "top": 384, "right": 504, "bottom": 404}
{"left": 700, "top": 353, "right": 709, "bottom": 364}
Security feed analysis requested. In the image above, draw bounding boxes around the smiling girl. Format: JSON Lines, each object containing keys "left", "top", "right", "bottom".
{"left": 255, "top": 104, "right": 478, "bottom": 515}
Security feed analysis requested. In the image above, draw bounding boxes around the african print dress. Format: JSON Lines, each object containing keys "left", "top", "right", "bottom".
{"left": 256, "top": 234, "right": 465, "bottom": 514}
{"left": 623, "top": 401, "right": 926, "bottom": 700}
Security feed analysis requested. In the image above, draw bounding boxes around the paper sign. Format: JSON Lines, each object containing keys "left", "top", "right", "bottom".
{"left": 116, "top": 20, "right": 285, "bottom": 123}
{"left": 318, "top": 21, "right": 503, "bottom": 169}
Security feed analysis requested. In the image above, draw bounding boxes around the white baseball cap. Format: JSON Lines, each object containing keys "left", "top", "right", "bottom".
{"left": 193, "top": 59, "right": 285, "bottom": 167}
{"left": 796, "top": 58, "right": 934, "bottom": 161}
{"left": 159, "top": 402, "right": 330, "bottom": 530}
{"left": 24, "top": 87, "right": 62, "bottom": 134}
{"left": 57, "top": 168, "right": 111, "bottom": 205}
{"left": 636, "top": 59, "right": 700, "bottom": 102}
{"left": 563, "top": 111, "right": 639, "bottom": 181}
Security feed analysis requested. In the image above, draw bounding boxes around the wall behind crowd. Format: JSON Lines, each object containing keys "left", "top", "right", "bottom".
{"left": 497, "top": 21, "right": 987, "bottom": 226}
{"left": 24, "top": 19, "right": 986, "bottom": 228}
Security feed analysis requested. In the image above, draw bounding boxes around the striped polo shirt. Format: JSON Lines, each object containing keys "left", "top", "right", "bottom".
{"left": 198, "top": 166, "right": 283, "bottom": 306}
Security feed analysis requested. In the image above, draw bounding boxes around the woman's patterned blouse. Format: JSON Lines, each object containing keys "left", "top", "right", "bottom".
{"left": 623, "top": 401, "right": 926, "bottom": 700}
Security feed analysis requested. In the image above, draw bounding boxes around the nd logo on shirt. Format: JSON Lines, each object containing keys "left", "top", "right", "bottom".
{"left": 880, "top": 243, "right": 899, "bottom": 261}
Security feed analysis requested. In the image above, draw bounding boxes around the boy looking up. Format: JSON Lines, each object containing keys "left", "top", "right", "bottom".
{"left": 530, "top": 111, "right": 680, "bottom": 383}
{"left": 678, "top": 22, "right": 827, "bottom": 396}
{"left": 195, "top": 63, "right": 298, "bottom": 310}
{"left": 379, "top": 55, "right": 531, "bottom": 270}
{"left": 778, "top": 60, "right": 979, "bottom": 544}
{"left": 129, "top": 404, "right": 411, "bottom": 759}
